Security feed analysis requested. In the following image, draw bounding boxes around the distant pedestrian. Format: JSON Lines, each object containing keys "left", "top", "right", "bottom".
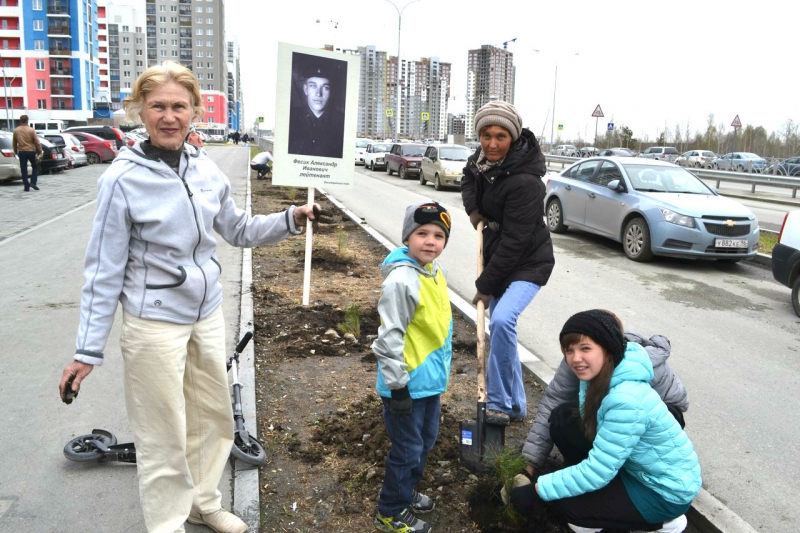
{"left": 250, "top": 151, "right": 273, "bottom": 179}
{"left": 241, "top": 133, "right": 250, "bottom": 143}
{"left": 12, "top": 115, "right": 43, "bottom": 191}
{"left": 232, "top": 131, "right": 240, "bottom": 145}
{"left": 372, "top": 201, "right": 453, "bottom": 533}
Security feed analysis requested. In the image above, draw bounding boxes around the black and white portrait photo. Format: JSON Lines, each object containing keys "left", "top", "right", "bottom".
{"left": 287, "top": 52, "right": 347, "bottom": 159}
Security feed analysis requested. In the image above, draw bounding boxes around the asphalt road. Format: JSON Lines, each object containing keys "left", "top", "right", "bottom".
{"left": 0, "top": 145, "right": 251, "bottom": 533}
{"left": 324, "top": 164, "right": 800, "bottom": 533}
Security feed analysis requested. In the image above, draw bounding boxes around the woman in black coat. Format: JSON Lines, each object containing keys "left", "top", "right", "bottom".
{"left": 461, "top": 101, "right": 555, "bottom": 425}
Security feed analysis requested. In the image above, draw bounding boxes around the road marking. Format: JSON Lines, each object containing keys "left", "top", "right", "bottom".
{"left": 0, "top": 199, "right": 97, "bottom": 247}
{"left": 0, "top": 499, "right": 12, "bottom": 520}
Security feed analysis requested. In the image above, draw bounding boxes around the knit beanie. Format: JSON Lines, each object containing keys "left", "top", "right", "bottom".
{"left": 474, "top": 101, "right": 523, "bottom": 142}
{"left": 401, "top": 201, "right": 451, "bottom": 244}
{"left": 559, "top": 310, "right": 627, "bottom": 366}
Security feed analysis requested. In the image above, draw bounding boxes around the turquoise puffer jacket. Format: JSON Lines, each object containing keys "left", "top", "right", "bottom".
{"left": 537, "top": 342, "right": 702, "bottom": 506}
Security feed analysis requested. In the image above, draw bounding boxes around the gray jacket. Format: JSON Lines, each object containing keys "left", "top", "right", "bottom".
{"left": 521, "top": 331, "right": 689, "bottom": 469}
{"left": 74, "top": 142, "right": 301, "bottom": 365}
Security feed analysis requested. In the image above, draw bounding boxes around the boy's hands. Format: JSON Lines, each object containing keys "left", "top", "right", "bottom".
{"left": 390, "top": 386, "right": 413, "bottom": 416}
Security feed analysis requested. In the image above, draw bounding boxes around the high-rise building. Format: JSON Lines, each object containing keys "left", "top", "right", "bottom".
{"left": 466, "top": 45, "right": 515, "bottom": 139}
{"left": 6, "top": 0, "right": 101, "bottom": 127}
{"left": 357, "top": 45, "right": 388, "bottom": 139}
{"left": 96, "top": 0, "right": 146, "bottom": 117}
{"left": 384, "top": 54, "right": 450, "bottom": 141}
{"left": 448, "top": 113, "right": 466, "bottom": 136}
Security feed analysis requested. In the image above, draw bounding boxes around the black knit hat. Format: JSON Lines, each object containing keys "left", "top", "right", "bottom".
{"left": 401, "top": 201, "right": 451, "bottom": 244}
{"left": 559, "top": 310, "right": 627, "bottom": 366}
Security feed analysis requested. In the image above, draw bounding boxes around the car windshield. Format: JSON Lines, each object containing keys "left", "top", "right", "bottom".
{"left": 740, "top": 153, "right": 760, "bottom": 159}
{"left": 439, "top": 147, "right": 471, "bottom": 160}
{"left": 371, "top": 144, "right": 392, "bottom": 152}
{"left": 356, "top": 140, "right": 370, "bottom": 148}
{"left": 623, "top": 164, "right": 712, "bottom": 194}
{"left": 701, "top": 151, "right": 715, "bottom": 157}
{"left": 401, "top": 146, "right": 426, "bottom": 156}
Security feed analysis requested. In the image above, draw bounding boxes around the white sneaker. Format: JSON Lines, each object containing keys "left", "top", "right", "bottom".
{"left": 567, "top": 525, "right": 601, "bottom": 533}
{"left": 632, "top": 514, "right": 688, "bottom": 533}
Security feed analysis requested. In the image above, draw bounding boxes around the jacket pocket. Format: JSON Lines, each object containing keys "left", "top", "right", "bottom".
{"left": 145, "top": 266, "right": 187, "bottom": 289}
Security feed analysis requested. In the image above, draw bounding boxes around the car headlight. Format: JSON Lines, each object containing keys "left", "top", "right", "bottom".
{"left": 659, "top": 208, "right": 696, "bottom": 228}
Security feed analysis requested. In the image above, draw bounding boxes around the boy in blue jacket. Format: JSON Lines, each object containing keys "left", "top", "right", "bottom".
{"left": 372, "top": 201, "right": 453, "bottom": 533}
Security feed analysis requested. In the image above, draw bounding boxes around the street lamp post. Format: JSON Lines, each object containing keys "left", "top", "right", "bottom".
{"left": 533, "top": 50, "right": 578, "bottom": 149}
{"left": 384, "top": 0, "right": 421, "bottom": 142}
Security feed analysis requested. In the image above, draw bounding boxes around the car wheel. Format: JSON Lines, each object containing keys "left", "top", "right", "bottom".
{"left": 792, "top": 276, "right": 800, "bottom": 318}
{"left": 366, "top": 161, "right": 372, "bottom": 171}
{"left": 399, "top": 166, "right": 406, "bottom": 179}
{"left": 419, "top": 171, "right": 426, "bottom": 185}
{"left": 546, "top": 198, "right": 568, "bottom": 234}
{"left": 695, "top": 162, "right": 702, "bottom": 168}
{"left": 434, "top": 174, "right": 442, "bottom": 191}
{"left": 624, "top": 217, "right": 654, "bottom": 262}
{"left": 386, "top": 164, "right": 393, "bottom": 175}
{"left": 737, "top": 164, "right": 745, "bottom": 172}
{"left": 86, "top": 152, "right": 100, "bottom": 165}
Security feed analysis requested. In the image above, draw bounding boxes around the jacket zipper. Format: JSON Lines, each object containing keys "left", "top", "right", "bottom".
{"left": 177, "top": 154, "right": 208, "bottom": 321}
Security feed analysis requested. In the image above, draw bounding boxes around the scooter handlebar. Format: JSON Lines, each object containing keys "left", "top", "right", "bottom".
{"left": 235, "top": 331, "right": 253, "bottom": 354}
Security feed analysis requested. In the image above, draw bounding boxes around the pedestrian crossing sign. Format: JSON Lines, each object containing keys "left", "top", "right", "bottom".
{"left": 557, "top": 123, "right": 564, "bottom": 131}
{"left": 421, "top": 112, "right": 430, "bottom": 121}
{"left": 257, "top": 116, "right": 264, "bottom": 123}
{"left": 731, "top": 115, "right": 742, "bottom": 128}
{"left": 386, "top": 109, "right": 394, "bottom": 117}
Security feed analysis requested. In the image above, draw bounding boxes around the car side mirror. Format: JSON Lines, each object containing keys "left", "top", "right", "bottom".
{"left": 607, "top": 179, "right": 624, "bottom": 192}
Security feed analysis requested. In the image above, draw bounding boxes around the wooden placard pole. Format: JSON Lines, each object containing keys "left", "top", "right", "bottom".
{"left": 301, "top": 187, "right": 315, "bottom": 306}
{"left": 476, "top": 221, "right": 486, "bottom": 403}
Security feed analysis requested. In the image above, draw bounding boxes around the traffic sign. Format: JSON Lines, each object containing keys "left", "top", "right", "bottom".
{"left": 257, "top": 116, "right": 264, "bottom": 123}
{"left": 557, "top": 123, "right": 564, "bottom": 131}
{"left": 421, "top": 112, "right": 430, "bottom": 121}
{"left": 607, "top": 122, "right": 615, "bottom": 131}
{"left": 731, "top": 115, "right": 742, "bottom": 128}
{"left": 386, "top": 108, "right": 394, "bottom": 118}
{"left": 591, "top": 105, "right": 604, "bottom": 118}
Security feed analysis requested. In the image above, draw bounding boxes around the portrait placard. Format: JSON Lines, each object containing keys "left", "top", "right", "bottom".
{"left": 273, "top": 43, "right": 360, "bottom": 189}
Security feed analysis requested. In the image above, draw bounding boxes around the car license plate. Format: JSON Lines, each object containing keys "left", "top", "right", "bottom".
{"left": 715, "top": 239, "right": 747, "bottom": 248}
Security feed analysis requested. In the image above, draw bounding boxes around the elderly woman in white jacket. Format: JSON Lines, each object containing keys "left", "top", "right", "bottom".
{"left": 59, "top": 61, "right": 318, "bottom": 533}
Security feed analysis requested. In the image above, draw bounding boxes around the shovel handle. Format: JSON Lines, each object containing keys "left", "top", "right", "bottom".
{"left": 476, "top": 221, "right": 487, "bottom": 403}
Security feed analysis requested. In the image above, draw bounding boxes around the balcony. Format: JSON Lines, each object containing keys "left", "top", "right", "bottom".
{"left": 46, "top": 1, "right": 70, "bottom": 16}
{"left": 178, "top": 6, "right": 191, "bottom": 15}
{"left": 179, "top": 16, "right": 191, "bottom": 26}
{"left": 48, "top": 48, "right": 71, "bottom": 56}
{"left": 51, "top": 98, "right": 74, "bottom": 110}
{"left": 47, "top": 23, "right": 70, "bottom": 36}
{"left": 51, "top": 87, "right": 73, "bottom": 96}
{"left": 179, "top": 52, "right": 192, "bottom": 61}
{"left": 50, "top": 65, "right": 72, "bottom": 76}
{"left": 147, "top": 51, "right": 157, "bottom": 60}
{"left": 146, "top": 5, "right": 155, "bottom": 14}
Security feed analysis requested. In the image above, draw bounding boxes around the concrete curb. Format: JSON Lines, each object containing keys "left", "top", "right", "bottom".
{"left": 234, "top": 159, "right": 260, "bottom": 532}
{"left": 320, "top": 188, "right": 759, "bottom": 533}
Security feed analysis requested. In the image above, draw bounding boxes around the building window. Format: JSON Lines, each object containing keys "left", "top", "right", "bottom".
{"left": 171, "top": 28, "right": 177, "bottom": 34}
{"left": 207, "top": 51, "right": 213, "bottom": 58}
{"left": 159, "top": 5, "right": 165, "bottom": 11}
{"left": 159, "top": 28, "right": 166, "bottom": 34}
{"left": 196, "top": 62, "right": 202, "bottom": 69}
{"left": 160, "top": 50, "right": 167, "bottom": 57}
{"left": 136, "top": 60, "right": 143, "bottom": 67}
{"left": 206, "top": 29, "right": 213, "bottom": 35}
{"left": 171, "top": 39, "right": 178, "bottom": 46}
{"left": 37, "top": 80, "right": 46, "bottom": 90}
{"left": 196, "top": 17, "right": 203, "bottom": 23}
{"left": 34, "top": 39, "right": 45, "bottom": 50}
{"left": 208, "top": 106, "right": 214, "bottom": 112}
{"left": 135, "top": 38, "right": 142, "bottom": 44}
{"left": 159, "top": 16, "right": 166, "bottom": 22}
{"left": 208, "top": 95, "right": 214, "bottom": 102}
{"left": 196, "top": 40, "right": 203, "bottom": 46}
{"left": 122, "top": 36, "right": 129, "bottom": 43}
{"left": 136, "top": 27, "right": 142, "bottom": 33}
{"left": 171, "top": 50, "right": 178, "bottom": 57}
{"left": 207, "top": 84, "right": 213, "bottom": 90}
{"left": 196, "top": 29, "right": 203, "bottom": 35}
{"left": 170, "top": 17, "right": 177, "bottom": 23}
{"left": 206, "top": 18, "right": 213, "bottom": 24}
{"left": 123, "top": 59, "right": 130, "bottom": 65}
{"left": 197, "top": 73, "right": 204, "bottom": 79}
{"left": 196, "top": 6, "right": 203, "bottom": 12}
{"left": 123, "top": 70, "right": 131, "bottom": 77}
{"left": 170, "top": 6, "right": 177, "bottom": 11}
{"left": 122, "top": 25, "right": 129, "bottom": 32}
{"left": 207, "top": 73, "right": 213, "bottom": 80}
{"left": 206, "top": 40, "right": 213, "bottom": 46}
{"left": 33, "top": 19, "right": 44, "bottom": 31}
{"left": 123, "top": 48, "right": 130, "bottom": 55}
{"left": 35, "top": 59, "right": 45, "bottom": 70}
{"left": 196, "top": 51, "right": 204, "bottom": 57}
{"left": 38, "top": 99, "right": 47, "bottom": 109}
{"left": 160, "top": 39, "right": 167, "bottom": 45}
{"left": 207, "top": 62, "right": 213, "bottom": 68}
{"left": 207, "top": 6, "right": 214, "bottom": 12}
{"left": 33, "top": 0, "right": 43, "bottom": 9}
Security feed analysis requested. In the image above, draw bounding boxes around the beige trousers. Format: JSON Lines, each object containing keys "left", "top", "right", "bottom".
{"left": 120, "top": 306, "right": 233, "bottom": 533}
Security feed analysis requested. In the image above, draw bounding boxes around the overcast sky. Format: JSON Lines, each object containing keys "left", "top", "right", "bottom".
{"left": 227, "top": 0, "right": 799, "bottom": 143}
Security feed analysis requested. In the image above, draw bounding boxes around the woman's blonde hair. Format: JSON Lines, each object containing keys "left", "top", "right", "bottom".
{"left": 123, "top": 60, "right": 204, "bottom": 124}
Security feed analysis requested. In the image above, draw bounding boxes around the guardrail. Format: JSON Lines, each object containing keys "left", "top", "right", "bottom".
{"left": 544, "top": 155, "right": 800, "bottom": 198}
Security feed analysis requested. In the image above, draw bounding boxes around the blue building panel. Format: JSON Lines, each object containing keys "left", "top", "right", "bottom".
{"left": 22, "top": 3, "right": 47, "bottom": 51}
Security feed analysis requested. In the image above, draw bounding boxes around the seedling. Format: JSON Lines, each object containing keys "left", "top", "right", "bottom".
{"left": 338, "top": 302, "right": 362, "bottom": 339}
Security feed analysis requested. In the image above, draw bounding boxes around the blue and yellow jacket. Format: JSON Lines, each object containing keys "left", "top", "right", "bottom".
{"left": 372, "top": 247, "right": 453, "bottom": 399}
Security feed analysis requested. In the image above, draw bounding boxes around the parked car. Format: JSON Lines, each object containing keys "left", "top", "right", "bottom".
{"left": 385, "top": 143, "right": 426, "bottom": 179}
{"left": 37, "top": 137, "right": 70, "bottom": 174}
{"left": 354, "top": 138, "right": 371, "bottom": 165}
{"left": 61, "top": 125, "right": 126, "bottom": 149}
{"left": 69, "top": 131, "right": 119, "bottom": 164}
{"left": 43, "top": 133, "right": 88, "bottom": 167}
{"left": 544, "top": 157, "right": 759, "bottom": 262}
{"left": 639, "top": 146, "right": 680, "bottom": 163}
{"left": 676, "top": 150, "right": 717, "bottom": 168}
{"left": 711, "top": 152, "right": 767, "bottom": 173}
{"left": 363, "top": 142, "right": 393, "bottom": 171}
{"left": 772, "top": 210, "right": 800, "bottom": 316}
{"left": 577, "top": 146, "right": 599, "bottom": 158}
{"left": 555, "top": 144, "right": 577, "bottom": 156}
{"left": 597, "top": 148, "right": 635, "bottom": 157}
{"left": 0, "top": 132, "right": 22, "bottom": 182}
{"left": 765, "top": 156, "right": 800, "bottom": 176}
{"left": 420, "top": 144, "right": 471, "bottom": 191}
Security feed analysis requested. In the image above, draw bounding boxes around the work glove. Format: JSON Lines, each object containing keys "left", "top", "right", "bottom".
{"left": 390, "top": 386, "right": 413, "bottom": 416}
{"left": 501, "top": 471, "right": 533, "bottom": 505}
{"left": 472, "top": 291, "right": 491, "bottom": 309}
{"left": 468, "top": 210, "right": 485, "bottom": 230}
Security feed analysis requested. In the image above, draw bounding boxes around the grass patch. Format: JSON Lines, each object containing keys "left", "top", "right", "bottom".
{"left": 759, "top": 231, "right": 778, "bottom": 255}
{"left": 250, "top": 146, "right": 262, "bottom": 158}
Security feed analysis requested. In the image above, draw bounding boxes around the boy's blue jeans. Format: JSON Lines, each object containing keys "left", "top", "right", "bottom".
{"left": 487, "top": 281, "right": 541, "bottom": 418}
{"left": 378, "top": 394, "right": 440, "bottom": 517}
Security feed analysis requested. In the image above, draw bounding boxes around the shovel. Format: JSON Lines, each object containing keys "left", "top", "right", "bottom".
{"left": 460, "top": 220, "right": 505, "bottom": 472}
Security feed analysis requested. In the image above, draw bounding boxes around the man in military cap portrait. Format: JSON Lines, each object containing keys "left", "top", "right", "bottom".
{"left": 288, "top": 61, "right": 346, "bottom": 158}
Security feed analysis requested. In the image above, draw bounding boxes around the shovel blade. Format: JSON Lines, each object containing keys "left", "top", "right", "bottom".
{"left": 459, "top": 420, "right": 483, "bottom": 472}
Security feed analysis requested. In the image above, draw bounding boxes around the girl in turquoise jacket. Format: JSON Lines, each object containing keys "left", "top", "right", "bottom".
{"left": 510, "top": 310, "right": 701, "bottom": 533}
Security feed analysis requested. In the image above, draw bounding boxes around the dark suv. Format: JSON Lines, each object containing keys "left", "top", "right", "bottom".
{"left": 61, "top": 125, "right": 126, "bottom": 149}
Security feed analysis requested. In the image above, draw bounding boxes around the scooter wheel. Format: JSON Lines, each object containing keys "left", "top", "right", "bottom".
{"left": 231, "top": 433, "right": 267, "bottom": 465}
{"left": 63, "top": 432, "right": 117, "bottom": 462}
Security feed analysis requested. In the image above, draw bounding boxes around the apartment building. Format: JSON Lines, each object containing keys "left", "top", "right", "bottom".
{"left": 226, "top": 38, "right": 242, "bottom": 132}
{"left": 383, "top": 54, "right": 450, "bottom": 141}
{"left": 466, "top": 45, "right": 515, "bottom": 139}
{"left": 356, "top": 45, "right": 388, "bottom": 139}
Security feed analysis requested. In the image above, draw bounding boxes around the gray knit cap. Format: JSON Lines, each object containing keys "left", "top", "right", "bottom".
{"left": 401, "top": 201, "right": 451, "bottom": 244}
{"left": 474, "top": 101, "right": 523, "bottom": 142}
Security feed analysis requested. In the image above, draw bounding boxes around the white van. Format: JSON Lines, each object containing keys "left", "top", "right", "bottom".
{"left": 30, "top": 120, "right": 66, "bottom": 134}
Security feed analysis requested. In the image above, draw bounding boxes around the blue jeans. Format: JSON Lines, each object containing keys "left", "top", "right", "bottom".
{"left": 19, "top": 151, "right": 39, "bottom": 189}
{"left": 378, "top": 394, "right": 440, "bottom": 517}
{"left": 487, "top": 281, "right": 541, "bottom": 418}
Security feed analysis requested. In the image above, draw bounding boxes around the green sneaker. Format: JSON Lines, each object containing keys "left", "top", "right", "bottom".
{"left": 410, "top": 490, "right": 434, "bottom": 513}
{"left": 374, "top": 508, "right": 432, "bottom": 533}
